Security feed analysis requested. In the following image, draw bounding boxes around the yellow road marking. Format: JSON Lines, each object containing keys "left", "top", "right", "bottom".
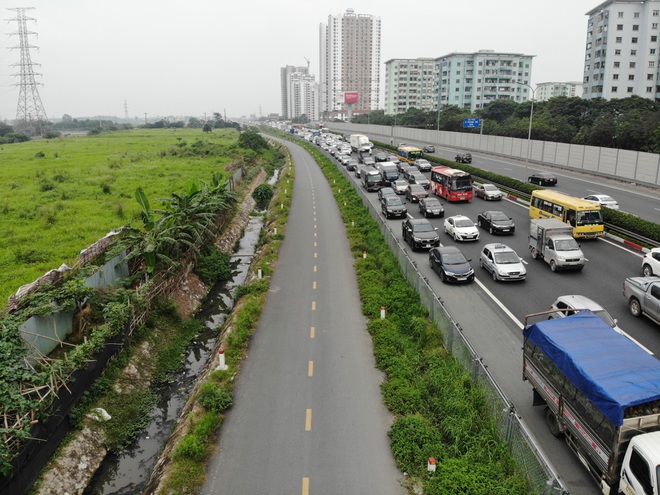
{"left": 302, "top": 477, "right": 310, "bottom": 495}
{"left": 308, "top": 361, "right": 314, "bottom": 377}
{"left": 311, "top": 301, "right": 316, "bottom": 311}
{"left": 310, "top": 327, "right": 315, "bottom": 338}
{"left": 314, "top": 241, "right": 317, "bottom": 247}
{"left": 314, "top": 265, "right": 317, "bottom": 272}
{"left": 305, "top": 409, "right": 312, "bottom": 430}
{"left": 312, "top": 281, "right": 316, "bottom": 289}
{"left": 314, "top": 252, "right": 317, "bottom": 258}
{"left": 314, "top": 232, "right": 317, "bottom": 237}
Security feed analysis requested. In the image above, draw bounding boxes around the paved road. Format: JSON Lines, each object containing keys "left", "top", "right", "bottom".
{"left": 201, "top": 140, "right": 405, "bottom": 494}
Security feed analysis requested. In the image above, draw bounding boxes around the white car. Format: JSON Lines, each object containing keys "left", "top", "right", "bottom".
{"left": 479, "top": 243, "right": 526, "bottom": 281}
{"left": 549, "top": 295, "right": 622, "bottom": 334}
{"left": 642, "top": 247, "right": 660, "bottom": 277}
{"left": 582, "top": 194, "right": 619, "bottom": 210}
{"left": 444, "top": 215, "right": 479, "bottom": 242}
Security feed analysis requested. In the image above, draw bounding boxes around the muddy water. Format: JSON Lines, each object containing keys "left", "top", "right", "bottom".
{"left": 84, "top": 215, "right": 264, "bottom": 495}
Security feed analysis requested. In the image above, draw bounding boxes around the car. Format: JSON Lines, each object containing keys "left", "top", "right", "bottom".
{"left": 400, "top": 165, "right": 418, "bottom": 180}
{"left": 477, "top": 210, "right": 515, "bottom": 235}
{"left": 479, "top": 243, "right": 526, "bottom": 281}
{"left": 405, "top": 184, "right": 429, "bottom": 202}
{"left": 455, "top": 153, "right": 472, "bottom": 164}
{"left": 407, "top": 171, "right": 430, "bottom": 189}
{"left": 429, "top": 246, "right": 474, "bottom": 283}
{"left": 378, "top": 186, "right": 397, "bottom": 204}
{"left": 582, "top": 194, "right": 619, "bottom": 210}
{"left": 398, "top": 161, "right": 415, "bottom": 174}
{"left": 381, "top": 195, "right": 408, "bottom": 219}
{"left": 422, "top": 145, "right": 436, "bottom": 153}
{"left": 473, "top": 183, "right": 503, "bottom": 201}
{"left": 391, "top": 179, "right": 409, "bottom": 195}
{"left": 386, "top": 154, "right": 400, "bottom": 165}
{"left": 346, "top": 159, "right": 359, "bottom": 171}
{"left": 374, "top": 152, "right": 388, "bottom": 162}
{"left": 528, "top": 172, "right": 557, "bottom": 186}
{"left": 414, "top": 159, "right": 432, "bottom": 172}
{"left": 642, "top": 247, "right": 660, "bottom": 277}
{"left": 402, "top": 218, "right": 440, "bottom": 250}
{"left": 444, "top": 215, "right": 479, "bottom": 242}
{"left": 419, "top": 197, "right": 444, "bottom": 218}
{"left": 338, "top": 154, "right": 351, "bottom": 166}
{"left": 548, "top": 295, "right": 623, "bottom": 335}
{"left": 355, "top": 164, "right": 368, "bottom": 178}
{"left": 362, "top": 156, "right": 376, "bottom": 167}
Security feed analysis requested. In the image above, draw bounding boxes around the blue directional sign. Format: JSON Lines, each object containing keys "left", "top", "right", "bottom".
{"left": 463, "top": 118, "right": 481, "bottom": 128}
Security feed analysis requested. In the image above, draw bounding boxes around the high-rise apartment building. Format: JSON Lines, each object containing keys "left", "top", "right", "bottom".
{"left": 584, "top": 0, "right": 660, "bottom": 100}
{"left": 384, "top": 58, "right": 437, "bottom": 115}
{"left": 436, "top": 50, "right": 535, "bottom": 112}
{"left": 280, "top": 65, "right": 319, "bottom": 122}
{"left": 536, "top": 82, "right": 584, "bottom": 101}
{"left": 319, "top": 9, "right": 381, "bottom": 120}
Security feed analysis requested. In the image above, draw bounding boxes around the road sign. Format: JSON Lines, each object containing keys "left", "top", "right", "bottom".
{"left": 463, "top": 118, "right": 481, "bottom": 128}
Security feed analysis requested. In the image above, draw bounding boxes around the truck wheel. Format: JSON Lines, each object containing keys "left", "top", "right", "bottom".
{"left": 545, "top": 407, "right": 564, "bottom": 438}
{"left": 629, "top": 298, "right": 642, "bottom": 317}
{"left": 530, "top": 248, "right": 538, "bottom": 260}
{"left": 550, "top": 260, "right": 557, "bottom": 272}
{"left": 643, "top": 264, "right": 654, "bottom": 277}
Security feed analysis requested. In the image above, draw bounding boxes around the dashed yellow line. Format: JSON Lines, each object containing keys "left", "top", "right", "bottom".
{"left": 308, "top": 361, "right": 314, "bottom": 377}
{"left": 310, "top": 327, "right": 315, "bottom": 339}
{"left": 314, "top": 241, "right": 317, "bottom": 247}
{"left": 312, "top": 281, "right": 317, "bottom": 290}
{"left": 314, "top": 252, "right": 318, "bottom": 258}
{"left": 302, "top": 477, "right": 309, "bottom": 495}
{"left": 314, "top": 265, "right": 317, "bottom": 272}
{"left": 311, "top": 301, "right": 316, "bottom": 311}
{"left": 305, "top": 409, "right": 312, "bottom": 431}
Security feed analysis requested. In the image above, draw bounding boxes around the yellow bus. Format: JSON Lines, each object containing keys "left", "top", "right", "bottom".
{"left": 529, "top": 189, "right": 604, "bottom": 238}
{"left": 397, "top": 145, "right": 423, "bottom": 164}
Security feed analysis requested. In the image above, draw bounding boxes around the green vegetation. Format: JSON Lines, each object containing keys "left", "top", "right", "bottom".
{"left": 354, "top": 95, "right": 660, "bottom": 152}
{"left": 0, "top": 128, "right": 244, "bottom": 301}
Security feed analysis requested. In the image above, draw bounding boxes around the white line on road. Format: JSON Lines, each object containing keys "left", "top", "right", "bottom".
{"left": 473, "top": 277, "right": 524, "bottom": 330}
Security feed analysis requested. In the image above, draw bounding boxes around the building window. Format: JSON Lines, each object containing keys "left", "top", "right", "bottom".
{"left": 652, "top": 36, "right": 658, "bottom": 42}
{"left": 652, "top": 49, "right": 658, "bottom": 55}
{"left": 654, "top": 10, "right": 660, "bottom": 16}
{"left": 629, "top": 74, "right": 635, "bottom": 80}
{"left": 612, "top": 86, "right": 618, "bottom": 92}
{"left": 654, "top": 23, "right": 659, "bottom": 29}
{"left": 616, "top": 37, "right": 622, "bottom": 43}
{"left": 618, "top": 11, "right": 624, "bottom": 17}
{"left": 650, "top": 61, "right": 656, "bottom": 68}
{"left": 627, "top": 87, "right": 634, "bottom": 92}
{"left": 631, "top": 50, "right": 637, "bottom": 55}
{"left": 649, "top": 74, "right": 655, "bottom": 79}
{"left": 614, "top": 61, "right": 620, "bottom": 68}
{"left": 648, "top": 86, "right": 654, "bottom": 92}
{"left": 632, "top": 37, "right": 638, "bottom": 43}
{"left": 613, "top": 74, "right": 619, "bottom": 79}
{"left": 615, "top": 49, "right": 621, "bottom": 55}
{"left": 633, "top": 24, "right": 639, "bottom": 30}
{"left": 630, "top": 62, "right": 636, "bottom": 68}
{"left": 634, "top": 12, "right": 640, "bottom": 18}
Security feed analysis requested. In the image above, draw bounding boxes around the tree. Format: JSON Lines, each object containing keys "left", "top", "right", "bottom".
{"left": 202, "top": 123, "right": 213, "bottom": 133}
{"left": 238, "top": 130, "right": 269, "bottom": 151}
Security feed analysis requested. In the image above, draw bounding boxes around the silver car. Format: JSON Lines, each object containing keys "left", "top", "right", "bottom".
{"left": 479, "top": 243, "right": 526, "bottom": 281}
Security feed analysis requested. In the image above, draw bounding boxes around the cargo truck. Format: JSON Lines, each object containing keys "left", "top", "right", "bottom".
{"left": 529, "top": 217, "right": 586, "bottom": 271}
{"left": 349, "top": 134, "right": 371, "bottom": 154}
{"left": 523, "top": 311, "right": 660, "bottom": 494}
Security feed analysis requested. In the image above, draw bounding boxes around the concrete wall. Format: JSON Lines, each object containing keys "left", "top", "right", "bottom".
{"left": 326, "top": 123, "right": 660, "bottom": 187}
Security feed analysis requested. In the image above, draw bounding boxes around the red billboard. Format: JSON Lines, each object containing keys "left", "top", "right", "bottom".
{"left": 344, "top": 91, "right": 359, "bottom": 104}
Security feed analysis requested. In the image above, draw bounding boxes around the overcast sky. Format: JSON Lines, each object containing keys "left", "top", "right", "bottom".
{"left": 0, "top": 0, "right": 598, "bottom": 122}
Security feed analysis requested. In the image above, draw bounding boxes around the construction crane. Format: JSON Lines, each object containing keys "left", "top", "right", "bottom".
{"left": 304, "top": 56, "right": 310, "bottom": 72}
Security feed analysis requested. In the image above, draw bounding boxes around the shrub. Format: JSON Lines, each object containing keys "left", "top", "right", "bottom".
{"left": 388, "top": 414, "right": 442, "bottom": 475}
{"left": 198, "top": 382, "right": 233, "bottom": 412}
{"left": 194, "top": 248, "right": 232, "bottom": 286}
{"left": 174, "top": 434, "right": 205, "bottom": 461}
{"left": 252, "top": 184, "right": 274, "bottom": 209}
{"left": 193, "top": 412, "right": 221, "bottom": 442}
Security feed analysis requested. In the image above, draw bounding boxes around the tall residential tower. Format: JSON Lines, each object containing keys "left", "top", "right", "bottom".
{"left": 280, "top": 65, "right": 319, "bottom": 122}
{"left": 319, "top": 9, "right": 381, "bottom": 120}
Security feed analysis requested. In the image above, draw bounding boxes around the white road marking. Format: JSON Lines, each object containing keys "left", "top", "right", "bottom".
{"left": 473, "top": 277, "right": 524, "bottom": 330}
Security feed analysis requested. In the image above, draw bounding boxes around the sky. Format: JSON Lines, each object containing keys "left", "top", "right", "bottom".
{"left": 0, "top": 0, "right": 600, "bottom": 122}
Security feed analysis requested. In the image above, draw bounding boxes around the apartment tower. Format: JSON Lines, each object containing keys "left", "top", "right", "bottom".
{"left": 319, "top": 9, "right": 381, "bottom": 120}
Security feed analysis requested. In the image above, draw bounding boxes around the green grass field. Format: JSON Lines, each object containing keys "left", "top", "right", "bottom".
{"left": 0, "top": 128, "right": 240, "bottom": 303}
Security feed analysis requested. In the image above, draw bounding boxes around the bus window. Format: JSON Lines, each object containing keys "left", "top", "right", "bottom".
{"left": 567, "top": 210, "right": 576, "bottom": 227}
{"left": 553, "top": 205, "right": 564, "bottom": 218}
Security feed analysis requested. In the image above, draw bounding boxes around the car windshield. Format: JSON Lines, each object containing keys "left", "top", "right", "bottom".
{"left": 424, "top": 199, "right": 441, "bottom": 207}
{"left": 489, "top": 212, "right": 509, "bottom": 221}
{"left": 413, "top": 223, "right": 434, "bottom": 232}
{"left": 444, "top": 253, "right": 467, "bottom": 265}
{"left": 386, "top": 197, "right": 403, "bottom": 206}
{"left": 593, "top": 309, "right": 616, "bottom": 328}
{"left": 455, "top": 218, "right": 474, "bottom": 228}
{"left": 598, "top": 196, "right": 615, "bottom": 202}
{"left": 555, "top": 239, "right": 581, "bottom": 251}
{"left": 410, "top": 185, "right": 424, "bottom": 192}
{"left": 576, "top": 210, "right": 603, "bottom": 226}
{"left": 484, "top": 185, "right": 498, "bottom": 191}
{"left": 494, "top": 252, "right": 520, "bottom": 264}
{"left": 394, "top": 180, "right": 407, "bottom": 187}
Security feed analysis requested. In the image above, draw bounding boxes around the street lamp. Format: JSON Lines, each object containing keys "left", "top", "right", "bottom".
{"left": 515, "top": 81, "right": 536, "bottom": 183}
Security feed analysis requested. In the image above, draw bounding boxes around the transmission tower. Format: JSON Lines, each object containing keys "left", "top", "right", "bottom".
{"left": 7, "top": 7, "right": 48, "bottom": 134}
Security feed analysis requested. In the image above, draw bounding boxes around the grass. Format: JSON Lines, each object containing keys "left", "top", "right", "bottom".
{"left": 0, "top": 129, "right": 240, "bottom": 302}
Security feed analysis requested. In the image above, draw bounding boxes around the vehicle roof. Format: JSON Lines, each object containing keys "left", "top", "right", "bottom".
{"left": 483, "top": 243, "right": 515, "bottom": 252}
{"left": 552, "top": 294, "right": 604, "bottom": 311}
{"left": 435, "top": 245, "right": 462, "bottom": 254}
{"left": 448, "top": 214, "right": 471, "bottom": 220}
{"left": 524, "top": 311, "right": 660, "bottom": 426}
{"left": 409, "top": 218, "right": 433, "bottom": 225}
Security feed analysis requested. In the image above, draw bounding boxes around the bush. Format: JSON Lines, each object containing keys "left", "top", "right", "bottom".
{"left": 174, "top": 434, "right": 205, "bottom": 461}
{"left": 388, "top": 414, "right": 442, "bottom": 475}
{"left": 194, "top": 248, "right": 232, "bottom": 286}
{"left": 252, "top": 184, "right": 274, "bottom": 209}
{"left": 198, "top": 382, "right": 233, "bottom": 412}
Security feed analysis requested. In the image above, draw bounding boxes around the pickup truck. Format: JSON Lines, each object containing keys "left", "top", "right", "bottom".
{"left": 623, "top": 276, "right": 660, "bottom": 325}
{"left": 455, "top": 152, "right": 472, "bottom": 164}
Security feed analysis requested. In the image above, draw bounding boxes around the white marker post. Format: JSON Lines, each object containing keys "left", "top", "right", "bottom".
{"left": 216, "top": 348, "right": 228, "bottom": 371}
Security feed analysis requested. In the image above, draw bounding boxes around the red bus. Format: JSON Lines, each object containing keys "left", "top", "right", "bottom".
{"left": 430, "top": 166, "right": 473, "bottom": 202}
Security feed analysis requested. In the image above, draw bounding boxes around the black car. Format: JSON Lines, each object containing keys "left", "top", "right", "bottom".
{"left": 419, "top": 197, "right": 445, "bottom": 218}
{"left": 381, "top": 196, "right": 408, "bottom": 219}
{"left": 400, "top": 165, "right": 418, "bottom": 180}
{"left": 378, "top": 186, "right": 397, "bottom": 204}
{"left": 429, "top": 246, "right": 474, "bottom": 283}
{"left": 528, "top": 172, "right": 557, "bottom": 186}
{"left": 414, "top": 159, "right": 432, "bottom": 172}
{"left": 346, "top": 159, "right": 359, "bottom": 171}
{"left": 455, "top": 153, "right": 472, "bottom": 164}
{"left": 355, "top": 165, "right": 368, "bottom": 178}
{"left": 405, "top": 184, "right": 429, "bottom": 202}
{"left": 407, "top": 171, "right": 430, "bottom": 189}
{"left": 402, "top": 218, "right": 440, "bottom": 250}
{"left": 422, "top": 145, "right": 435, "bottom": 153}
{"left": 477, "top": 210, "right": 515, "bottom": 235}
{"left": 374, "top": 152, "right": 388, "bottom": 162}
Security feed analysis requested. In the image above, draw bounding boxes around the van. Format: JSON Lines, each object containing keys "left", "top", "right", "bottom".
{"left": 361, "top": 166, "right": 385, "bottom": 192}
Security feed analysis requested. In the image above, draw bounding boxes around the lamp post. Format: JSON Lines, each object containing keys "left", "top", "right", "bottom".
{"left": 515, "top": 81, "right": 536, "bottom": 183}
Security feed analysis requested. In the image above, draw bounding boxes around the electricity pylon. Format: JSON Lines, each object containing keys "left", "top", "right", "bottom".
{"left": 7, "top": 7, "right": 48, "bottom": 135}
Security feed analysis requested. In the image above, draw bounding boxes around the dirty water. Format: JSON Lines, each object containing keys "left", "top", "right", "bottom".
{"left": 84, "top": 215, "right": 264, "bottom": 495}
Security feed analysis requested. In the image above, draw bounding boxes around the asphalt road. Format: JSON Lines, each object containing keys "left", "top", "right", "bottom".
{"left": 201, "top": 140, "right": 405, "bottom": 494}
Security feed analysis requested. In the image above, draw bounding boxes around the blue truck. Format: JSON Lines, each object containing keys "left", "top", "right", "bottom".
{"left": 523, "top": 311, "right": 660, "bottom": 494}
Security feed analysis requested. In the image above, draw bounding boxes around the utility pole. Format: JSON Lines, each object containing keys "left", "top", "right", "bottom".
{"left": 7, "top": 7, "right": 48, "bottom": 135}
{"left": 124, "top": 100, "right": 129, "bottom": 121}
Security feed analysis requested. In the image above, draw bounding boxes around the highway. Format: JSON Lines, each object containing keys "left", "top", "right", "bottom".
{"left": 316, "top": 136, "right": 660, "bottom": 495}
{"left": 201, "top": 140, "right": 405, "bottom": 494}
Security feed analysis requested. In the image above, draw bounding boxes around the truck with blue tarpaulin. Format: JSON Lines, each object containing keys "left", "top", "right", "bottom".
{"left": 523, "top": 310, "right": 660, "bottom": 494}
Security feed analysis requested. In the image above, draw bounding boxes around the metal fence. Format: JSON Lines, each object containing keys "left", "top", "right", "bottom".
{"left": 336, "top": 161, "right": 568, "bottom": 494}
{"left": 328, "top": 123, "right": 660, "bottom": 188}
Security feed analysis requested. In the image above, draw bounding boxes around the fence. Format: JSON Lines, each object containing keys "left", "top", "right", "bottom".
{"left": 327, "top": 123, "right": 660, "bottom": 187}
{"left": 333, "top": 158, "right": 568, "bottom": 494}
